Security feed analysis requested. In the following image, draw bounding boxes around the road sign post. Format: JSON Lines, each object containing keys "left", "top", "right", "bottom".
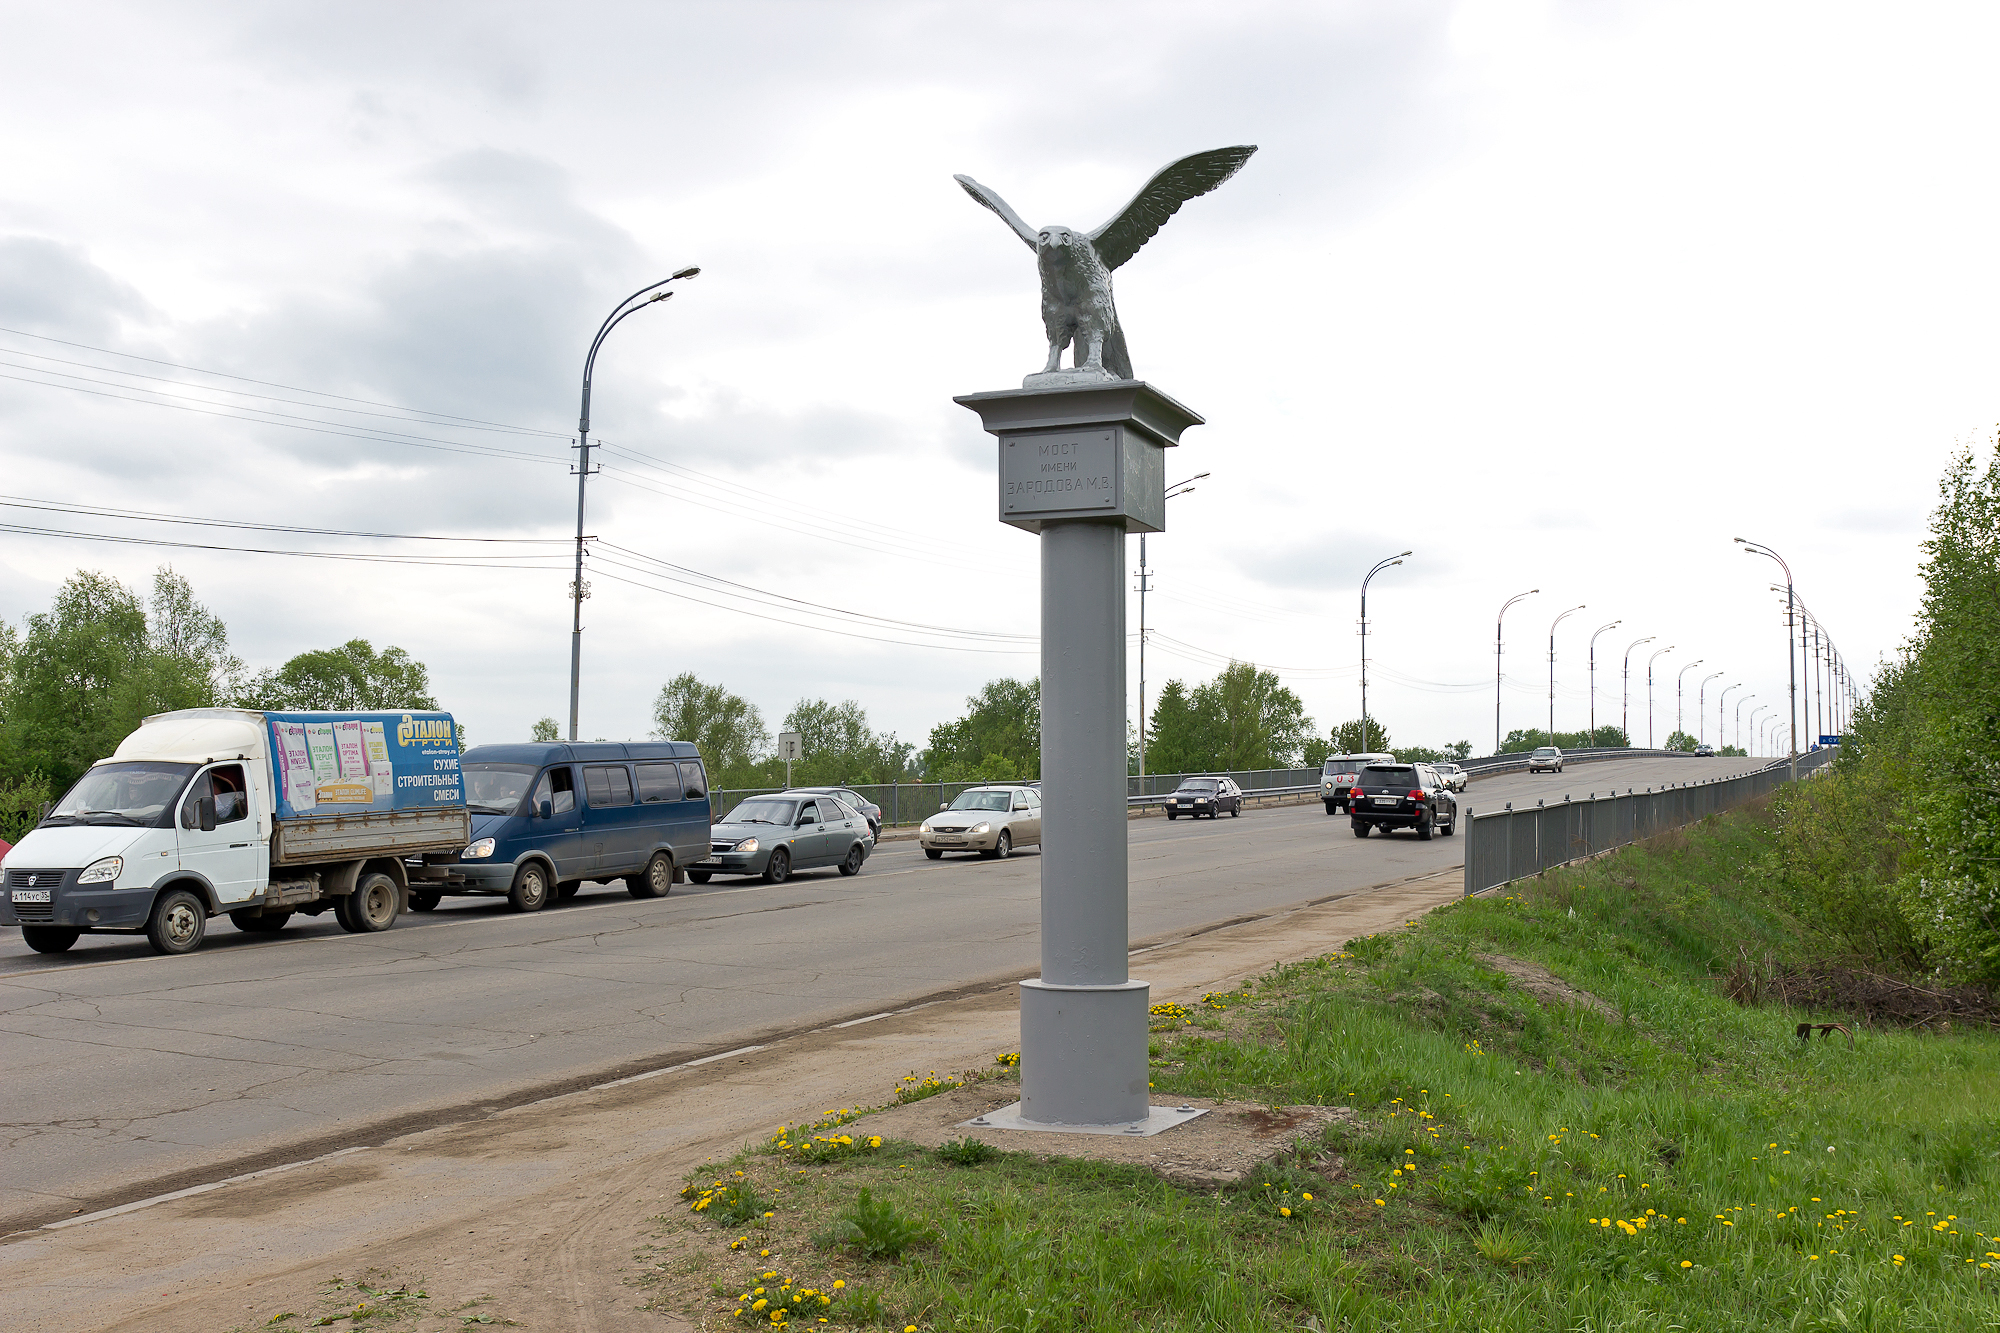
{"left": 957, "top": 379, "right": 1206, "bottom": 1133}
{"left": 777, "top": 731, "right": 802, "bottom": 789}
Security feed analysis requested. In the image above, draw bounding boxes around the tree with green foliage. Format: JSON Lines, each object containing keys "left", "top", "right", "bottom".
{"left": 1498, "top": 726, "right": 1629, "bottom": 754}
{"left": 1664, "top": 730, "right": 1698, "bottom": 753}
{"left": 1146, "top": 664, "right": 1313, "bottom": 773}
{"left": 925, "top": 678, "right": 1039, "bottom": 781}
{"left": 1330, "top": 718, "right": 1391, "bottom": 754}
{"left": 240, "top": 639, "right": 438, "bottom": 713}
{"left": 530, "top": 717, "right": 560, "bottom": 742}
{"left": 650, "top": 673, "right": 768, "bottom": 785}
{"left": 781, "top": 697, "right": 914, "bottom": 785}
{"left": 0, "top": 567, "right": 245, "bottom": 791}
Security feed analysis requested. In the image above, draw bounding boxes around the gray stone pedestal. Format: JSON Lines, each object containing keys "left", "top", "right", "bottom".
{"left": 956, "top": 380, "right": 1204, "bottom": 1130}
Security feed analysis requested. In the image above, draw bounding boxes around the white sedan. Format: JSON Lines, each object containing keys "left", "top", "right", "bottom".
{"left": 921, "top": 785, "right": 1042, "bottom": 860}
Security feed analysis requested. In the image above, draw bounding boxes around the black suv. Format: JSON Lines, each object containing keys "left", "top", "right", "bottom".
{"left": 1345, "top": 762, "right": 1458, "bottom": 840}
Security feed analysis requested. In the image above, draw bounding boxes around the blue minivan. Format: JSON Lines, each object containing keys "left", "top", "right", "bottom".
{"left": 430, "top": 742, "right": 710, "bottom": 912}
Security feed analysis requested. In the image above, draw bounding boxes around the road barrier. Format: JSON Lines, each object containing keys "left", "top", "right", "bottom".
{"left": 1462, "top": 750, "right": 1835, "bottom": 896}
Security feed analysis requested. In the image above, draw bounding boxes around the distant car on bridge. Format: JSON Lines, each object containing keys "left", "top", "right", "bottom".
{"left": 1433, "top": 762, "right": 1469, "bottom": 792}
{"left": 1527, "top": 746, "right": 1564, "bottom": 773}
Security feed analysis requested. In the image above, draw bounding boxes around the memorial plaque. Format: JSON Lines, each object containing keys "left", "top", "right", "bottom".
{"left": 1000, "top": 430, "right": 1119, "bottom": 521}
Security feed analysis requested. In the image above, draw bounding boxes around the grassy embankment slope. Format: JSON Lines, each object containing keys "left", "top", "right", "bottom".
{"left": 662, "top": 800, "right": 1998, "bottom": 1331}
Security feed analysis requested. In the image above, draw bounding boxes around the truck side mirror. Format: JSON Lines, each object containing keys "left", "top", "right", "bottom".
{"left": 196, "top": 796, "right": 217, "bottom": 833}
{"left": 538, "top": 800, "right": 553, "bottom": 821}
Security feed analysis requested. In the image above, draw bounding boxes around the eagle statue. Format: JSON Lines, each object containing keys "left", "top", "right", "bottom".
{"left": 955, "top": 145, "right": 1257, "bottom": 383}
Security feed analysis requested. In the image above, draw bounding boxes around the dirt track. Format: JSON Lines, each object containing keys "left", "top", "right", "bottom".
{"left": 1, "top": 868, "right": 1468, "bottom": 1332}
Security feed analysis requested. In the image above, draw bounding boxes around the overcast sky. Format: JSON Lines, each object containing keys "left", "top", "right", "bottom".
{"left": 1, "top": 1, "right": 1990, "bottom": 762}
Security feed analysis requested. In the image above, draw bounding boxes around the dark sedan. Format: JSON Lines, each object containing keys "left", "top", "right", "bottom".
{"left": 792, "top": 786, "right": 883, "bottom": 838}
{"left": 1166, "top": 776, "right": 1241, "bottom": 820}
{"left": 1346, "top": 762, "right": 1458, "bottom": 840}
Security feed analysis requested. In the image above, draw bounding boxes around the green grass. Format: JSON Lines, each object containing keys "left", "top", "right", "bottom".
{"left": 661, "top": 804, "right": 2000, "bottom": 1331}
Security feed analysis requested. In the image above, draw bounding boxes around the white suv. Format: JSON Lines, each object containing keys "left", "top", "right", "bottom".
{"left": 1527, "top": 746, "right": 1564, "bottom": 773}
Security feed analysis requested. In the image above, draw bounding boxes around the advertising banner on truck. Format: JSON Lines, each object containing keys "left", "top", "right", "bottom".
{"left": 264, "top": 711, "right": 464, "bottom": 820}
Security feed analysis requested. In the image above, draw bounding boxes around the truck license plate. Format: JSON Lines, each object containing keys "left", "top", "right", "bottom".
{"left": 11, "top": 890, "right": 51, "bottom": 903}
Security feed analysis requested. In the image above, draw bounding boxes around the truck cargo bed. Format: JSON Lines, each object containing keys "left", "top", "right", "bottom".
{"left": 271, "top": 807, "right": 471, "bottom": 866}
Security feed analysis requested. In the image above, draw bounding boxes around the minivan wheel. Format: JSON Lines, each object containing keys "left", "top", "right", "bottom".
{"left": 762, "top": 848, "right": 791, "bottom": 884}
{"left": 22, "top": 926, "right": 81, "bottom": 954}
{"left": 508, "top": 863, "right": 551, "bottom": 912}
{"left": 838, "top": 844, "right": 864, "bottom": 877}
{"left": 337, "top": 872, "right": 400, "bottom": 933}
{"left": 628, "top": 852, "right": 673, "bottom": 899}
{"left": 146, "top": 888, "right": 208, "bottom": 955}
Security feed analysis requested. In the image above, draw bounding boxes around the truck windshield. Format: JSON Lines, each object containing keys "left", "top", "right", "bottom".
{"left": 44, "top": 762, "right": 195, "bottom": 827}
{"left": 463, "top": 764, "right": 539, "bottom": 814}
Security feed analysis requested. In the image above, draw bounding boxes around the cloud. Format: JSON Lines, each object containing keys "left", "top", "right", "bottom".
{"left": 0, "top": 236, "right": 153, "bottom": 339}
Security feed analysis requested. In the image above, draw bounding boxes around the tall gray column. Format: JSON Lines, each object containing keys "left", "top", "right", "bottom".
{"left": 957, "top": 379, "right": 1203, "bottom": 1131}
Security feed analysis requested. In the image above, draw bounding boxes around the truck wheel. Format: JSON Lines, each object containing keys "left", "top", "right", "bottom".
{"left": 555, "top": 882, "right": 580, "bottom": 901}
{"left": 146, "top": 888, "right": 208, "bottom": 955}
{"left": 410, "top": 892, "right": 442, "bottom": 912}
{"left": 337, "top": 873, "right": 400, "bottom": 933}
{"left": 507, "top": 863, "right": 551, "bottom": 912}
{"left": 1351, "top": 821, "right": 1370, "bottom": 839}
{"left": 230, "top": 910, "right": 293, "bottom": 933}
{"left": 762, "top": 848, "right": 791, "bottom": 884}
{"left": 1324, "top": 802, "right": 1336, "bottom": 816}
{"left": 628, "top": 852, "right": 674, "bottom": 899}
{"left": 21, "top": 926, "right": 81, "bottom": 954}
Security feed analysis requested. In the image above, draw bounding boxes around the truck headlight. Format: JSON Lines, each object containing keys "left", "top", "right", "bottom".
{"left": 78, "top": 856, "right": 123, "bottom": 884}
{"left": 463, "top": 838, "right": 495, "bottom": 860}
{"left": 733, "top": 838, "right": 760, "bottom": 854}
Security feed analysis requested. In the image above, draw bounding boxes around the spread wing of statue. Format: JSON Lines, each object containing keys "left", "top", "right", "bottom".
{"left": 955, "top": 145, "right": 1257, "bottom": 384}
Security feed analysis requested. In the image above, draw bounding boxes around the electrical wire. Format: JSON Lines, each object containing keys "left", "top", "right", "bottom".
{"left": 0, "top": 494, "right": 571, "bottom": 545}
{"left": 0, "top": 520, "right": 570, "bottom": 567}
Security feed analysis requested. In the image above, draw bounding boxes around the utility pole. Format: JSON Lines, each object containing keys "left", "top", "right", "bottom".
{"left": 568, "top": 268, "right": 699, "bottom": 741}
{"left": 1496, "top": 590, "right": 1539, "bottom": 754}
{"left": 1360, "top": 552, "right": 1410, "bottom": 755}
{"left": 1134, "top": 473, "right": 1206, "bottom": 782}
{"left": 1622, "top": 636, "right": 1654, "bottom": 745}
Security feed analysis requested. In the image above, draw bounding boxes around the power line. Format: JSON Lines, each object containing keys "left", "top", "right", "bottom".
{"left": 0, "top": 494, "right": 571, "bottom": 544}
{"left": 0, "top": 325, "right": 571, "bottom": 437}
{"left": 0, "top": 520, "right": 569, "bottom": 567}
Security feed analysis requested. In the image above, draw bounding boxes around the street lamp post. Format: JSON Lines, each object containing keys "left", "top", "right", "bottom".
{"left": 1734, "top": 693, "right": 1756, "bottom": 751}
{"left": 1646, "top": 645, "right": 1676, "bottom": 749}
{"left": 1749, "top": 704, "right": 1770, "bottom": 755}
{"left": 1588, "top": 620, "right": 1621, "bottom": 744}
{"left": 1716, "top": 682, "right": 1742, "bottom": 749}
{"left": 1738, "top": 538, "right": 1799, "bottom": 780}
{"left": 567, "top": 267, "right": 700, "bottom": 741}
{"left": 1496, "top": 590, "right": 1539, "bottom": 754}
{"left": 1548, "top": 605, "right": 1586, "bottom": 741}
{"left": 1698, "top": 675, "right": 1728, "bottom": 746}
{"left": 1622, "top": 636, "right": 1655, "bottom": 744}
{"left": 1359, "top": 551, "right": 1411, "bottom": 758}
{"left": 1674, "top": 659, "right": 1705, "bottom": 745}
{"left": 1134, "top": 472, "right": 1207, "bottom": 781}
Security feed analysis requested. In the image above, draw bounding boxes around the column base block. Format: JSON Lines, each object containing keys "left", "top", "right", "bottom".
{"left": 959, "top": 1101, "right": 1209, "bottom": 1137}
{"left": 1015, "top": 977, "right": 1151, "bottom": 1128}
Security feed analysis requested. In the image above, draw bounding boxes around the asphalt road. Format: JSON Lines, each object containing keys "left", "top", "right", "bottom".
{"left": 0, "top": 753, "right": 1763, "bottom": 1231}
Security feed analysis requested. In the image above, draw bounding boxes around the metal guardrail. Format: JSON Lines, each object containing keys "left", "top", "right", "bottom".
{"left": 1462, "top": 749, "right": 1835, "bottom": 896}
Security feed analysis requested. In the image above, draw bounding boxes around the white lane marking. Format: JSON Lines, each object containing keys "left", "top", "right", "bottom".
{"left": 34, "top": 1145, "right": 370, "bottom": 1234}
{"left": 586, "top": 1044, "right": 767, "bottom": 1092}
{"left": 831, "top": 1011, "right": 896, "bottom": 1028}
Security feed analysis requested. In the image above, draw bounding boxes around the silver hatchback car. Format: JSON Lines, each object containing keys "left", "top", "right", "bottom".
{"left": 921, "top": 785, "right": 1042, "bottom": 859}
{"left": 1527, "top": 746, "right": 1564, "bottom": 773}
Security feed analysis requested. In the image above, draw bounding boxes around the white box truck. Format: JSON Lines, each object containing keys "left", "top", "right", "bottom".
{"left": 0, "top": 707, "right": 468, "bottom": 956}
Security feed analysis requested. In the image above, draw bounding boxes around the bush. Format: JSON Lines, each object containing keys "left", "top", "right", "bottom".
{"left": 813, "top": 1188, "right": 929, "bottom": 1259}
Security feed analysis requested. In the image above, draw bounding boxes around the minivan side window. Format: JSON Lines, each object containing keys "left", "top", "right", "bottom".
{"left": 584, "top": 765, "right": 634, "bottom": 808}
{"left": 678, "top": 760, "right": 707, "bottom": 800}
{"left": 534, "top": 767, "right": 576, "bottom": 815}
{"left": 636, "top": 762, "right": 683, "bottom": 803}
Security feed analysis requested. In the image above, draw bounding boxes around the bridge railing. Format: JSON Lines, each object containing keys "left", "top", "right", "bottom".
{"left": 1462, "top": 749, "right": 1835, "bottom": 896}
